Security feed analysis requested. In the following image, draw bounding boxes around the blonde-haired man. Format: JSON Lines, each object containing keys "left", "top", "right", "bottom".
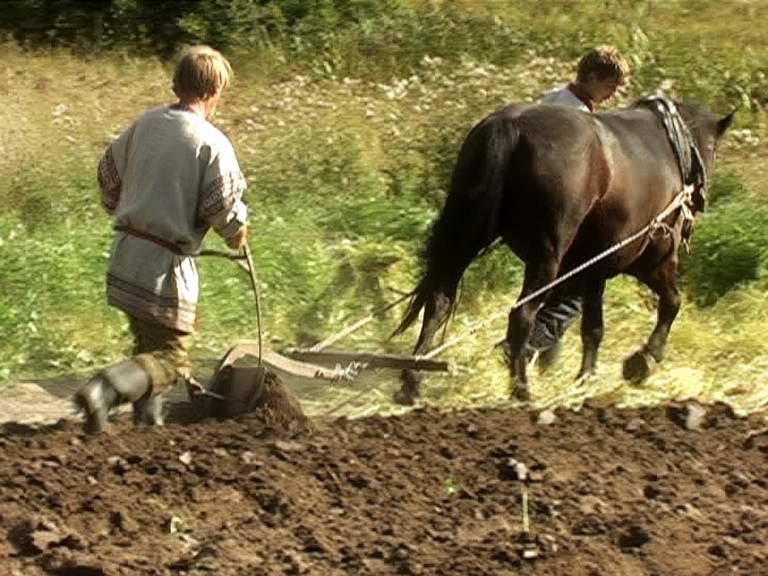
{"left": 531, "top": 46, "right": 630, "bottom": 368}
{"left": 74, "top": 45, "right": 248, "bottom": 433}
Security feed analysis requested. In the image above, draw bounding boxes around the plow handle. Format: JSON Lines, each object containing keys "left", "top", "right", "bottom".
{"left": 242, "top": 244, "right": 264, "bottom": 368}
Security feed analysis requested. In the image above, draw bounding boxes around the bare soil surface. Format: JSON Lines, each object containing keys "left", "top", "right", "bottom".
{"left": 0, "top": 394, "right": 767, "bottom": 576}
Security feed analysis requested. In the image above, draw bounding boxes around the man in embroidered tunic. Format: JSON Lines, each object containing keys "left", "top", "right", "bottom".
{"left": 530, "top": 46, "right": 630, "bottom": 368}
{"left": 74, "top": 45, "right": 248, "bottom": 433}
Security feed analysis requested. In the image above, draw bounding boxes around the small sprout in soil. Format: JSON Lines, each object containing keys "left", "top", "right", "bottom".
{"left": 442, "top": 477, "right": 462, "bottom": 496}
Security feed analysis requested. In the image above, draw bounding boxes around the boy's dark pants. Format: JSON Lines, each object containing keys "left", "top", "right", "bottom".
{"left": 128, "top": 316, "right": 191, "bottom": 396}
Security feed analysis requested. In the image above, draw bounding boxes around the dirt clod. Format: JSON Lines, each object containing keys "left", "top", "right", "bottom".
{"left": 0, "top": 403, "right": 766, "bottom": 575}
{"left": 617, "top": 525, "right": 651, "bottom": 549}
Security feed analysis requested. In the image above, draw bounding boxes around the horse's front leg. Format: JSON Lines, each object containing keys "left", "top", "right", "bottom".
{"left": 623, "top": 258, "right": 680, "bottom": 382}
{"left": 396, "top": 291, "right": 453, "bottom": 405}
{"left": 576, "top": 278, "right": 606, "bottom": 381}
{"left": 505, "top": 262, "right": 558, "bottom": 401}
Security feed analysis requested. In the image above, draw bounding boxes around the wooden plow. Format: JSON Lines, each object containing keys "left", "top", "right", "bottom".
{"left": 195, "top": 248, "right": 450, "bottom": 385}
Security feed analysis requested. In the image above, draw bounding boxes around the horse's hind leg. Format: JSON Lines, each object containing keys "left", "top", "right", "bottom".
{"left": 624, "top": 258, "right": 680, "bottom": 382}
{"left": 396, "top": 290, "right": 453, "bottom": 405}
{"left": 505, "top": 259, "right": 559, "bottom": 401}
{"left": 576, "top": 278, "right": 606, "bottom": 381}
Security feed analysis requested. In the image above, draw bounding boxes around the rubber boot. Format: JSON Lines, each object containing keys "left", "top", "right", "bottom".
{"left": 73, "top": 358, "right": 152, "bottom": 434}
{"left": 536, "top": 340, "right": 563, "bottom": 372}
{"left": 132, "top": 395, "right": 165, "bottom": 427}
{"left": 72, "top": 376, "right": 119, "bottom": 434}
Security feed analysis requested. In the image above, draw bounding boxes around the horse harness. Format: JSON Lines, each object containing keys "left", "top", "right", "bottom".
{"left": 638, "top": 96, "right": 709, "bottom": 250}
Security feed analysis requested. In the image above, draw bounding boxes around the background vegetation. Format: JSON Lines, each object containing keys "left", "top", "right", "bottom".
{"left": 1, "top": 0, "right": 766, "bottom": 415}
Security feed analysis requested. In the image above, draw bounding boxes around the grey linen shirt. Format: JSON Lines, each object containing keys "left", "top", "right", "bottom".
{"left": 97, "top": 106, "right": 248, "bottom": 332}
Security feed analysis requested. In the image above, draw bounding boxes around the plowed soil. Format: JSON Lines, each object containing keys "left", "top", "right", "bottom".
{"left": 1, "top": 401, "right": 767, "bottom": 576}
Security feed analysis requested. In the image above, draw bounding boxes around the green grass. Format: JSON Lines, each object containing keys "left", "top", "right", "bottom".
{"left": 1, "top": 1, "right": 767, "bottom": 415}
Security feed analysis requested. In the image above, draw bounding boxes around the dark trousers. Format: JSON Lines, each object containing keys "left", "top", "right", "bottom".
{"left": 528, "top": 294, "right": 583, "bottom": 351}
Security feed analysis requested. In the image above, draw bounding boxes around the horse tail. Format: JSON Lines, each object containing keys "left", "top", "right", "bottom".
{"left": 391, "top": 276, "right": 432, "bottom": 338}
{"left": 392, "top": 113, "right": 519, "bottom": 337}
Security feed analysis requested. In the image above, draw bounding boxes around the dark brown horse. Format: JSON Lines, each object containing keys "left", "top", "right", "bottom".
{"left": 393, "top": 98, "right": 733, "bottom": 405}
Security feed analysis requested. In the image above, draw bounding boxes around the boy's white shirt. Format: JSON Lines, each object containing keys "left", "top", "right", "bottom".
{"left": 539, "top": 86, "right": 590, "bottom": 112}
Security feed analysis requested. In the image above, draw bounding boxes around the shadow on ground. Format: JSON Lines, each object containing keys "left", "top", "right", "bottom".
{"left": 2, "top": 353, "right": 404, "bottom": 427}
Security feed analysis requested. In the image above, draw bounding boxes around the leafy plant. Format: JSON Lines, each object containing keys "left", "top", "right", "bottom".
{"left": 682, "top": 199, "right": 768, "bottom": 306}
{"left": 442, "top": 477, "right": 463, "bottom": 496}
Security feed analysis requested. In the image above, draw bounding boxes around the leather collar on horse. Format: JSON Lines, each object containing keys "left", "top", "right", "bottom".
{"left": 638, "top": 96, "right": 709, "bottom": 213}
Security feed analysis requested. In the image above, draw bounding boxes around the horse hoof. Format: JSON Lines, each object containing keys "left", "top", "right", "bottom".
{"left": 622, "top": 351, "right": 655, "bottom": 383}
{"left": 397, "top": 369, "right": 422, "bottom": 406}
{"left": 393, "top": 387, "right": 419, "bottom": 406}
{"left": 513, "top": 385, "right": 531, "bottom": 402}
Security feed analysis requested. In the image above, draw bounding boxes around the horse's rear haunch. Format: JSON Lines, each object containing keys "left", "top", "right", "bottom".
{"left": 393, "top": 99, "right": 733, "bottom": 405}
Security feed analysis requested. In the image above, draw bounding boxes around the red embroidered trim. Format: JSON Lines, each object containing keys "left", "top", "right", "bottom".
{"left": 98, "top": 146, "right": 121, "bottom": 211}
{"left": 198, "top": 171, "right": 246, "bottom": 219}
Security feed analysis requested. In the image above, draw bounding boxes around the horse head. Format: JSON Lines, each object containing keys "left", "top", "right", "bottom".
{"left": 677, "top": 102, "right": 735, "bottom": 198}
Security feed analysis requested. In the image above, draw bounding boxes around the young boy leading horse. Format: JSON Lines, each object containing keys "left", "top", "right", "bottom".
{"left": 531, "top": 46, "right": 631, "bottom": 369}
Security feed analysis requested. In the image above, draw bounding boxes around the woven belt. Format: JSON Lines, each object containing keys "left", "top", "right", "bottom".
{"left": 114, "top": 225, "right": 184, "bottom": 255}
